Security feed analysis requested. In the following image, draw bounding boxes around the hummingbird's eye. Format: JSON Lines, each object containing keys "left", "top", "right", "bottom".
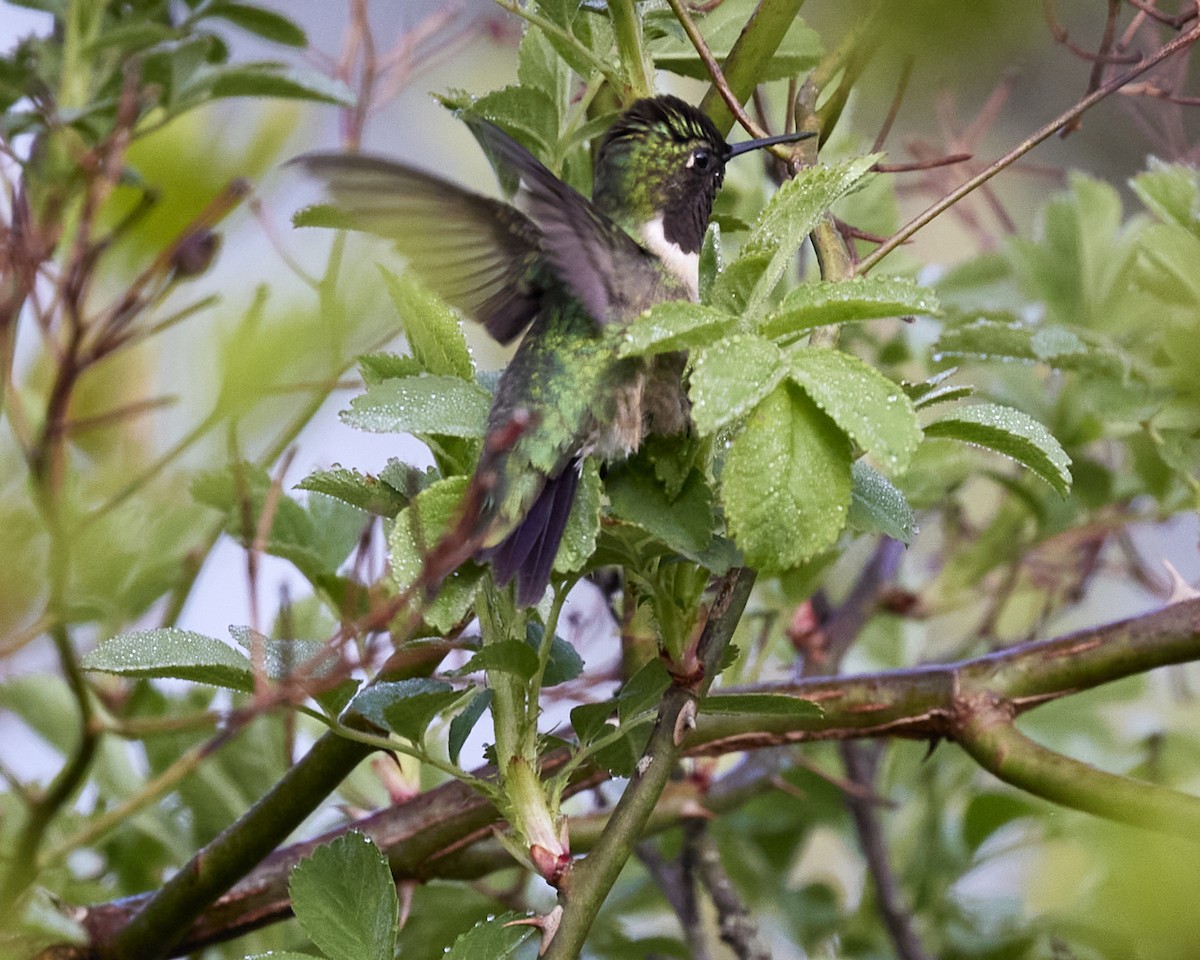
{"left": 689, "top": 147, "right": 712, "bottom": 171}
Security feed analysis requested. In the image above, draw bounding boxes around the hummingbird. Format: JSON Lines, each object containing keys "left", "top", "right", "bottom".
{"left": 294, "top": 95, "right": 813, "bottom": 606}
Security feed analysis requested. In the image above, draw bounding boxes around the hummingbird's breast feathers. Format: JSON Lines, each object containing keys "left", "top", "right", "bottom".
{"left": 637, "top": 214, "right": 699, "bottom": 301}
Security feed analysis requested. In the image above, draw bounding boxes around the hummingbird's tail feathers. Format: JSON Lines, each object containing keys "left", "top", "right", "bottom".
{"left": 463, "top": 118, "right": 667, "bottom": 327}
{"left": 291, "top": 152, "right": 544, "bottom": 345}
{"left": 477, "top": 467, "right": 580, "bottom": 607}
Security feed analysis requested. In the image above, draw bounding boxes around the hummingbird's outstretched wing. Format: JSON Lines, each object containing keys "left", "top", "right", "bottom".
{"left": 291, "top": 153, "right": 545, "bottom": 344}
{"left": 464, "top": 118, "right": 672, "bottom": 325}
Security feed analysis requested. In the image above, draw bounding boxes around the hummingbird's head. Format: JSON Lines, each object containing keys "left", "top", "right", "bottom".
{"left": 593, "top": 96, "right": 813, "bottom": 296}
{"left": 593, "top": 96, "right": 730, "bottom": 260}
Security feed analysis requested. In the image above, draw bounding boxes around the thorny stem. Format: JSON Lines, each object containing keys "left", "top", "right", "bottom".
{"left": 856, "top": 23, "right": 1200, "bottom": 273}
{"left": 544, "top": 568, "right": 758, "bottom": 960}
{"left": 44, "top": 596, "right": 1200, "bottom": 959}
{"left": 667, "top": 0, "right": 770, "bottom": 139}
{"left": 840, "top": 742, "right": 934, "bottom": 960}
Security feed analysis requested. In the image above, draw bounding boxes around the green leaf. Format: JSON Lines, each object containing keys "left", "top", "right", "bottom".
{"left": 191, "top": 465, "right": 365, "bottom": 583}
{"left": 759, "top": 277, "right": 940, "bottom": 341}
{"left": 617, "top": 301, "right": 735, "bottom": 358}
{"left": 1130, "top": 158, "right": 1200, "bottom": 241}
{"left": 571, "top": 700, "right": 617, "bottom": 743}
{"left": 445, "top": 911, "right": 535, "bottom": 960}
{"left": 848, "top": 460, "right": 919, "bottom": 544}
{"left": 83, "top": 629, "right": 252, "bottom": 692}
{"left": 202, "top": 2, "right": 307, "bottom": 46}
{"left": 289, "top": 832, "right": 398, "bottom": 960}
{"left": 606, "top": 460, "right": 715, "bottom": 562}
{"left": 712, "top": 156, "right": 878, "bottom": 317}
{"left": 357, "top": 351, "right": 425, "bottom": 385}
{"left": 342, "top": 375, "right": 491, "bottom": 437}
{"left": 555, "top": 459, "right": 602, "bottom": 575}
{"left": 698, "top": 694, "right": 823, "bottom": 717}
{"left": 788, "top": 348, "right": 921, "bottom": 474}
{"left": 962, "top": 792, "right": 1038, "bottom": 853}
{"left": 448, "top": 689, "right": 492, "bottom": 765}
{"left": 689, "top": 334, "right": 786, "bottom": 435}
{"left": 618, "top": 658, "right": 672, "bottom": 724}
{"left": 924, "top": 403, "right": 1072, "bottom": 496}
{"left": 528, "top": 623, "right": 584, "bottom": 686}
{"left": 243, "top": 954, "right": 319, "bottom": 960}
{"left": 378, "top": 268, "right": 474, "bottom": 381}
{"left": 650, "top": 0, "right": 822, "bottom": 81}
{"left": 722, "top": 383, "right": 852, "bottom": 572}
{"left": 349, "top": 679, "right": 461, "bottom": 743}
{"left": 454, "top": 640, "right": 539, "bottom": 680}
{"left": 297, "top": 466, "right": 409, "bottom": 518}
{"left": 202, "top": 63, "right": 353, "bottom": 105}
{"left": 389, "top": 477, "right": 482, "bottom": 632}
{"left": 469, "top": 85, "right": 559, "bottom": 155}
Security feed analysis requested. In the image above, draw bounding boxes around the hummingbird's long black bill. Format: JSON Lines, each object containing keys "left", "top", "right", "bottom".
{"left": 725, "top": 129, "right": 817, "bottom": 159}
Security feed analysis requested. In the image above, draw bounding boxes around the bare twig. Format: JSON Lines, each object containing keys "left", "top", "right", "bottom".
{"left": 857, "top": 23, "right": 1200, "bottom": 273}
{"left": 840, "top": 742, "right": 934, "bottom": 960}
{"left": 689, "top": 823, "right": 770, "bottom": 960}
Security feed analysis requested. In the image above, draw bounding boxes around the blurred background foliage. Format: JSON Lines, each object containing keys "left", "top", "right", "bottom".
{"left": 1, "top": 1, "right": 1199, "bottom": 959}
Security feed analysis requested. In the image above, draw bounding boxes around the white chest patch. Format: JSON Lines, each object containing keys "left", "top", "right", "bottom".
{"left": 639, "top": 215, "right": 699, "bottom": 301}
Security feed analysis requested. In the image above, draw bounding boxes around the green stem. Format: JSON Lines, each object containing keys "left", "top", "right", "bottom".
{"left": 0, "top": 625, "right": 98, "bottom": 911}
{"left": 958, "top": 694, "right": 1200, "bottom": 835}
{"left": 102, "top": 641, "right": 450, "bottom": 960}
{"left": 807, "top": 214, "right": 854, "bottom": 348}
{"left": 494, "top": 0, "right": 619, "bottom": 88}
{"left": 608, "top": 0, "right": 653, "bottom": 100}
{"left": 698, "top": 0, "right": 807, "bottom": 136}
{"left": 544, "top": 568, "right": 757, "bottom": 960}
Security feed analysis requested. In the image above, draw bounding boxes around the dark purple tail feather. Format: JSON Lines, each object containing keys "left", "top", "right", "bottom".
{"left": 477, "top": 467, "right": 580, "bottom": 606}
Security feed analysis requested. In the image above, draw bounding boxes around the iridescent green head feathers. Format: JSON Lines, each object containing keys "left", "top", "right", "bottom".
{"left": 593, "top": 95, "right": 813, "bottom": 256}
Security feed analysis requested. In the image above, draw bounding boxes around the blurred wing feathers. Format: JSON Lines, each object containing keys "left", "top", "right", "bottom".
{"left": 292, "top": 152, "right": 543, "bottom": 344}
{"left": 464, "top": 119, "right": 665, "bottom": 325}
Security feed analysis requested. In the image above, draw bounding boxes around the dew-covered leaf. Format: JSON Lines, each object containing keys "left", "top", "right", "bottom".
{"left": 722, "top": 384, "right": 852, "bottom": 572}
{"left": 348, "top": 679, "right": 461, "bottom": 743}
{"left": 924, "top": 403, "right": 1072, "bottom": 496}
{"left": 357, "top": 351, "right": 425, "bottom": 385}
{"left": 712, "top": 156, "right": 879, "bottom": 317}
{"left": 555, "top": 459, "right": 602, "bottom": 575}
{"left": 759, "top": 277, "right": 940, "bottom": 341}
{"left": 389, "top": 476, "right": 482, "bottom": 631}
{"left": 689, "top": 334, "right": 785, "bottom": 435}
{"left": 848, "top": 460, "right": 919, "bottom": 544}
{"left": 379, "top": 267, "right": 474, "bottom": 381}
{"left": 617, "top": 301, "right": 735, "bottom": 358}
{"left": 788, "top": 348, "right": 920, "bottom": 474}
{"left": 297, "top": 465, "right": 409, "bottom": 518}
{"left": 468, "top": 85, "right": 559, "bottom": 155}
{"left": 83, "top": 629, "right": 252, "bottom": 691}
{"left": 342, "top": 375, "right": 491, "bottom": 437}
{"left": 606, "top": 459, "right": 714, "bottom": 562}
{"left": 289, "top": 832, "right": 397, "bottom": 960}
{"left": 444, "top": 911, "right": 535, "bottom": 960}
